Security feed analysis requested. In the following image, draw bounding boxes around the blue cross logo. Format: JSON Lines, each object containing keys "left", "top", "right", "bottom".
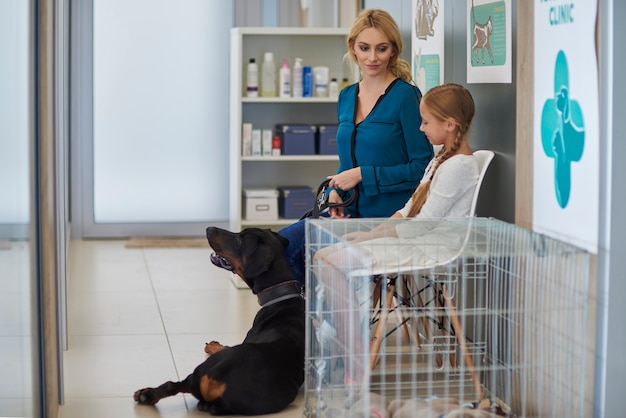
{"left": 540, "top": 50, "right": 585, "bottom": 208}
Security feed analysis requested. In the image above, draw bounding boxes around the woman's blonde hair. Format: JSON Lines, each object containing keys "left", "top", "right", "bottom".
{"left": 406, "top": 83, "right": 476, "bottom": 218}
{"left": 346, "top": 9, "right": 412, "bottom": 83}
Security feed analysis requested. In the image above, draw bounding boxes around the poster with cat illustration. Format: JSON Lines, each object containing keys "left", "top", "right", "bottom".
{"left": 466, "top": 0, "right": 511, "bottom": 83}
{"left": 412, "top": 0, "right": 444, "bottom": 93}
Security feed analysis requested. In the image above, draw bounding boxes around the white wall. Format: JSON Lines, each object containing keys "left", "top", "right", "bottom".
{"left": 92, "top": 0, "right": 230, "bottom": 223}
{"left": 0, "top": 0, "right": 29, "bottom": 230}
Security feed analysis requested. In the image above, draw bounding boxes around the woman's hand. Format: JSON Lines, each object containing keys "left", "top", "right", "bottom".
{"left": 327, "top": 167, "right": 362, "bottom": 191}
{"left": 328, "top": 190, "right": 350, "bottom": 218}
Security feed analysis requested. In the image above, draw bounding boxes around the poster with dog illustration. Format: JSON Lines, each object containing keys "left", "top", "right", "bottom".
{"left": 533, "top": 0, "right": 599, "bottom": 253}
{"left": 466, "top": 0, "right": 511, "bottom": 83}
{"left": 412, "top": 0, "right": 444, "bottom": 92}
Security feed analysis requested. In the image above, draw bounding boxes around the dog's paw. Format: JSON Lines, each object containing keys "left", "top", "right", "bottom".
{"left": 204, "top": 340, "right": 226, "bottom": 355}
{"left": 134, "top": 388, "right": 159, "bottom": 405}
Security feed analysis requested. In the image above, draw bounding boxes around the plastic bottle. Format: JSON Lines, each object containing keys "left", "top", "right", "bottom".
{"left": 292, "top": 58, "right": 303, "bottom": 98}
{"left": 329, "top": 78, "right": 339, "bottom": 98}
{"left": 261, "top": 52, "right": 276, "bottom": 97}
{"left": 339, "top": 77, "right": 350, "bottom": 91}
{"left": 279, "top": 58, "right": 291, "bottom": 98}
{"left": 303, "top": 66, "right": 313, "bottom": 97}
{"left": 246, "top": 58, "right": 258, "bottom": 97}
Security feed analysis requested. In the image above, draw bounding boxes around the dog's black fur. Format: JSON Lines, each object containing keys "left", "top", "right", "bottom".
{"left": 134, "top": 227, "right": 305, "bottom": 415}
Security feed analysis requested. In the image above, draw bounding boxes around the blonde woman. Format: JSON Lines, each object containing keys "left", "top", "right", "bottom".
{"left": 279, "top": 9, "right": 433, "bottom": 285}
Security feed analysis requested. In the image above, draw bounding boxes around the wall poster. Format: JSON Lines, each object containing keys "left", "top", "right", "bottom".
{"left": 466, "top": 0, "right": 511, "bottom": 83}
{"left": 533, "top": 0, "right": 599, "bottom": 253}
{"left": 412, "top": 0, "right": 444, "bottom": 93}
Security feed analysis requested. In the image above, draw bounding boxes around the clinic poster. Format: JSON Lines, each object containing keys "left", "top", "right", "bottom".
{"left": 533, "top": 0, "right": 599, "bottom": 253}
{"left": 466, "top": 0, "right": 511, "bottom": 83}
{"left": 412, "top": 0, "right": 444, "bottom": 92}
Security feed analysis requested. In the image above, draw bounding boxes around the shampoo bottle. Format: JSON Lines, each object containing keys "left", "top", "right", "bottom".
{"left": 292, "top": 58, "right": 303, "bottom": 98}
{"left": 246, "top": 58, "right": 258, "bottom": 97}
{"left": 261, "top": 52, "right": 276, "bottom": 97}
{"left": 279, "top": 58, "right": 291, "bottom": 98}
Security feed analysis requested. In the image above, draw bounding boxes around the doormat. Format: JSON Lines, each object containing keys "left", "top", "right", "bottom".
{"left": 124, "top": 237, "right": 208, "bottom": 248}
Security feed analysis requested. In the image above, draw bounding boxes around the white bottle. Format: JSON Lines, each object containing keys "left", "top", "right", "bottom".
{"left": 292, "top": 57, "right": 303, "bottom": 98}
{"left": 329, "top": 78, "right": 339, "bottom": 98}
{"left": 246, "top": 58, "right": 258, "bottom": 97}
{"left": 279, "top": 58, "right": 291, "bottom": 98}
{"left": 261, "top": 52, "right": 276, "bottom": 97}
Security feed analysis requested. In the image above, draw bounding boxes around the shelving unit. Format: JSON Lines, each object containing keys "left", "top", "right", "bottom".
{"left": 229, "top": 27, "right": 349, "bottom": 232}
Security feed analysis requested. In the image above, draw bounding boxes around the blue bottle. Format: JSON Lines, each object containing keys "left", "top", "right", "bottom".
{"left": 303, "top": 66, "right": 313, "bottom": 97}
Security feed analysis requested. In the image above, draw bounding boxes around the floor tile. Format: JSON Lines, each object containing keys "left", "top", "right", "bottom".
{"left": 63, "top": 335, "right": 177, "bottom": 398}
{"left": 155, "top": 289, "right": 258, "bottom": 335}
{"left": 68, "top": 241, "right": 153, "bottom": 294}
{"left": 59, "top": 396, "right": 190, "bottom": 418}
{"left": 67, "top": 291, "right": 164, "bottom": 336}
{"left": 0, "top": 337, "right": 33, "bottom": 398}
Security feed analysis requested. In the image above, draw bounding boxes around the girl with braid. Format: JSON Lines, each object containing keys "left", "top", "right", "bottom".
{"left": 311, "top": 83, "right": 479, "bottom": 383}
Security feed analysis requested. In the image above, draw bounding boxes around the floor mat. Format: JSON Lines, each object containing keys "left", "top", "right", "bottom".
{"left": 124, "top": 237, "right": 209, "bottom": 248}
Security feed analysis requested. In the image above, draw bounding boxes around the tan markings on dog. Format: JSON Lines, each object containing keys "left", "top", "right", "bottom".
{"left": 199, "top": 376, "right": 227, "bottom": 401}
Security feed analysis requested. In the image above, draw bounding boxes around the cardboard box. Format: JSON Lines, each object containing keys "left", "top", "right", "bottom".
{"left": 317, "top": 124, "right": 338, "bottom": 155}
{"left": 275, "top": 124, "right": 316, "bottom": 155}
{"left": 243, "top": 188, "right": 279, "bottom": 220}
{"left": 278, "top": 186, "right": 315, "bottom": 219}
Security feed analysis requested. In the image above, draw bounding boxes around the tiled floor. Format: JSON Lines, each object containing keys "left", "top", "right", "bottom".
{"left": 58, "top": 239, "right": 304, "bottom": 418}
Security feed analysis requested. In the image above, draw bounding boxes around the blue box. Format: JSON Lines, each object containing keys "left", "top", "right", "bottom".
{"left": 278, "top": 186, "right": 315, "bottom": 219}
{"left": 276, "top": 124, "right": 316, "bottom": 155}
{"left": 317, "top": 124, "right": 338, "bottom": 155}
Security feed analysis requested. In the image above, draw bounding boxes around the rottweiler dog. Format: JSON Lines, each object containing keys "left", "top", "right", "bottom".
{"left": 134, "top": 227, "right": 305, "bottom": 415}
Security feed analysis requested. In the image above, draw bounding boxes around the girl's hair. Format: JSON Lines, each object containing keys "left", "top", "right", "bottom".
{"left": 406, "top": 83, "right": 476, "bottom": 218}
{"left": 346, "top": 9, "right": 412, "bottom": 83}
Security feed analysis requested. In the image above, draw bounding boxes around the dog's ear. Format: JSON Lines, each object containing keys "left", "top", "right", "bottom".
{"left": 269, "top": 229, "right": 289, "bottom": 248}
{"left": 240, "top": 231, "right": 273, "bottom": 279}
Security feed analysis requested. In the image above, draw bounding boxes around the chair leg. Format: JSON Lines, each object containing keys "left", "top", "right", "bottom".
{"left": 441, "top": 285, "right": 483, "bottom": 400}
{"left": 399, "top": 276, "right": 443, "bottom": 366}
{"left": 372, "top": 277, "right": 382, "bottom": 309}
{"left": 393, "top": 277, "right": 411, "bottom": 343}
{"left": 370, "top": 277, "right": 396, "bottom": 370}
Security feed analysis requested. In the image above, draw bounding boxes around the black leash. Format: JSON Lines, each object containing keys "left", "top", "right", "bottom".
{"left": 300, "top": 179, "right": 359, "bottom": 219}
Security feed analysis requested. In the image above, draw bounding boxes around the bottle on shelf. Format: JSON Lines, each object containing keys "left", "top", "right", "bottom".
{"left": 292, "top": 57, "right": 303, "bottom": 98}
{"left": 246, "top": 58, "right": 258, "bottom": 97}
{"left": 329, "top": 78, "right": 339, "bottom": 98}
{"left": 303, "top": 66, "right": 313, "bottom": 97}
{"left": 272, "top": 136, "right": 281, "bottom": 156}
{"left": 340, "top": 77, "right": 350, "bottom": 91}
{"left": 261, "top": 52, "right": 276, "bottom": 97}
{"left": 279, "top": 58, "right": 291, "bottom": 98}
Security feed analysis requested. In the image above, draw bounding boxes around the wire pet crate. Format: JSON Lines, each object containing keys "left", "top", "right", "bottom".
{"left": 303, "top": 217, "right": 590, "bottom": 418}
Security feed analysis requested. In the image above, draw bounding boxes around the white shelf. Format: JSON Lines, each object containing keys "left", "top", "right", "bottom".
{"left": 241, "top": 155, "right": 338, "bottom": 162}
{"left": 241, "top": 218, "right": 298, "bottom": 227}
{"left": 230, "top": 27, "right": 348, "bottom": 232}
{"left": 241, "top": 97, "right": 339, "bottom": 104}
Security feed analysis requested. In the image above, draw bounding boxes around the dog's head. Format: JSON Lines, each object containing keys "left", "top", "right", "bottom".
{"left": 206, "top": 226, "right": 292, "bottom": 293}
